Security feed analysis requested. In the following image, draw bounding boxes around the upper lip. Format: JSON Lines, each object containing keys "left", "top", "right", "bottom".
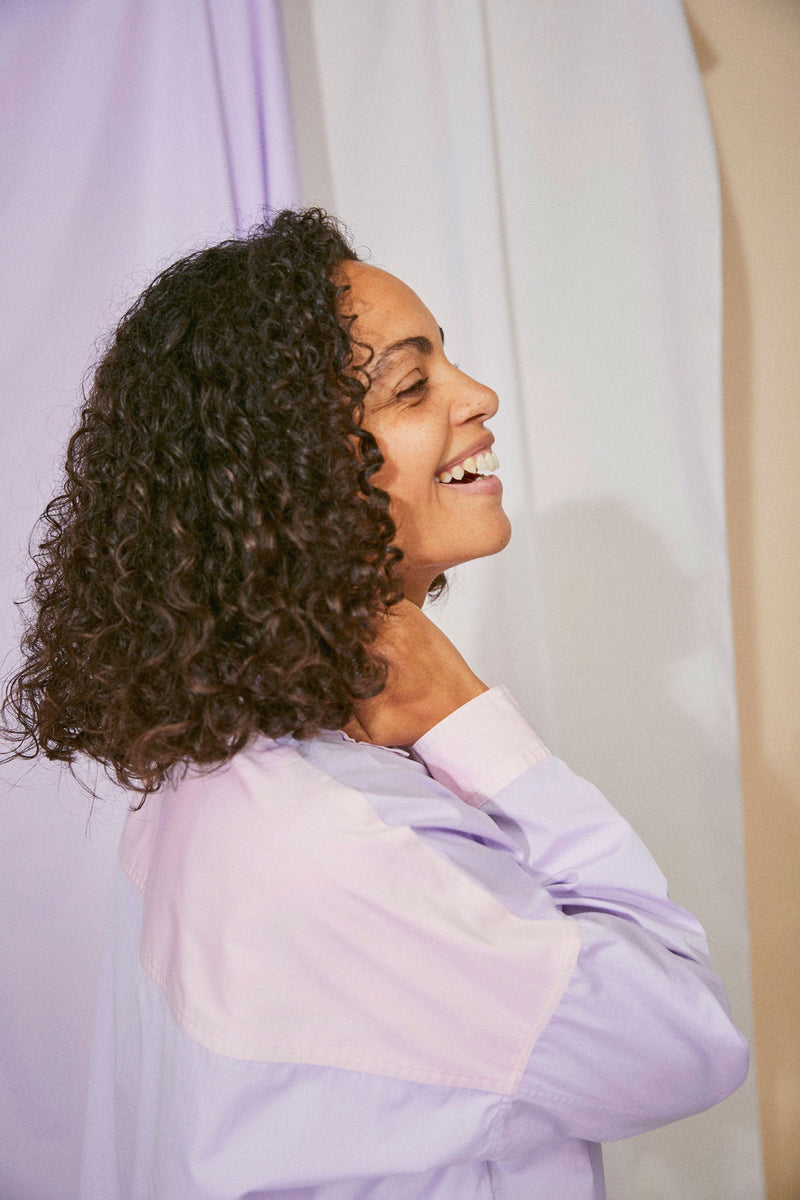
{"left": 437, "top": 436, "right": 494, "bottom": 476}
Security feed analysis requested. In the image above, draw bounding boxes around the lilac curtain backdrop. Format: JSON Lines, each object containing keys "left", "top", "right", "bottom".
{"left": 0, "top": 4, "right": 298, "bottom": 1196}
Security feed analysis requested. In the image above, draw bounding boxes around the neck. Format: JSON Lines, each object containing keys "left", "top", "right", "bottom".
{"left": 400, "top": 567, "right": 436, "bottom": 608}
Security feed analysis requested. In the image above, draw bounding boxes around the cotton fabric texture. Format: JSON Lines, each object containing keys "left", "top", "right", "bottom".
{"left": 79, "top": 687, "right": 747, "bottom": 1199}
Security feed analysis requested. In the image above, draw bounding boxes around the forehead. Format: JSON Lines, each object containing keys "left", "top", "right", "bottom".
{"left": 338, "top": 261, "right": 436, "bottom": 345}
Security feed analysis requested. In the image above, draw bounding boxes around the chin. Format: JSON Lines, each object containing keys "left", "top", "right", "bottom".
{"left": 460, "top": 510, "right": 513, "bottom": 565}
{"left": 398, "top": 516, "right": 512, "bottom": 596}
{"left": 439, "top": 526, "right": 515, "bottom": 574}
{"left": 477, "top": 515, "right": 512, "bottom": 559}
{"left": 496, "top": 515, "right": 513, "bottom": 551}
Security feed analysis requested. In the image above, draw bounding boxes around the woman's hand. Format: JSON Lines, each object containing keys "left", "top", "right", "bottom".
{"left": 346, "top": 600, "right": 488, "bottom": 747}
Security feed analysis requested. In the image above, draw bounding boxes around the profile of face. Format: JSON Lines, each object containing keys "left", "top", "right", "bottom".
{"left": 341, "top": 261, "right": 511, "bottom": 605}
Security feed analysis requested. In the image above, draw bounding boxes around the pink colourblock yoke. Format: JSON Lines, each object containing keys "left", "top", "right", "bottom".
{"left": 79, "top": 686, "right": 748, "bottom": 1199}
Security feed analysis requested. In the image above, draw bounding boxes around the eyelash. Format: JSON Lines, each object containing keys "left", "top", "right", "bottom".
{"left": 396, "top": 377, "right": 428, "bottom": 401}
{"left": 394, "top": 359, "right": 460, "bottom": 404}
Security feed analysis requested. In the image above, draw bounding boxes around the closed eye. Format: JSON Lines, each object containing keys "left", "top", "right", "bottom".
{"left": 396, "top": 377, "right": 428, "bottom": 400}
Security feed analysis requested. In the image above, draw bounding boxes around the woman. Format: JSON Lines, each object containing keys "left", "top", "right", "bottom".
{"left": 3, "top": 209, "right": 747, "bottom": 1199}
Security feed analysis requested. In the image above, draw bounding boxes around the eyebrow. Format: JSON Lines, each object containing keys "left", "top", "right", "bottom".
{"left": 368, "top": 327, "right": 445, "bottom": 385}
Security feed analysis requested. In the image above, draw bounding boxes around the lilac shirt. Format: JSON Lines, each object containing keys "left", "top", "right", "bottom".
{"left": 79, "top": 687, "right": 748, "bottom": 1199}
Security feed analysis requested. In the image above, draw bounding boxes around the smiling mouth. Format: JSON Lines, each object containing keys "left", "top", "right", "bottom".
{"left": 435, "top": 448, "right": 500, "bottom": 484}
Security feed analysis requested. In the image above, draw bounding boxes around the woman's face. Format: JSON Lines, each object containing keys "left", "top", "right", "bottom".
{"left": 341, "top": 260, "right": 511, "bottom": 604}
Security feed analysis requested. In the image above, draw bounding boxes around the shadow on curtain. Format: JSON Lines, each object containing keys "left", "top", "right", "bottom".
{"left": 282, "top": 1, "right": 763, "bottom": 1196}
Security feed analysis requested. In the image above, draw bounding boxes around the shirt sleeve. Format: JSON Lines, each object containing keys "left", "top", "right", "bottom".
{"left": 413, "top": 686, "right": 749, "bottom": 1147}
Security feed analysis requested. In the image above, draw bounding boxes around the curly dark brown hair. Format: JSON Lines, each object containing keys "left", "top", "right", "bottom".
{"left": 2, "top": 208, "right": 409, "bottom": 795}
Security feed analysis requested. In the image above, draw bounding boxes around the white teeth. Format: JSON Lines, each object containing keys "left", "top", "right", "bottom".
{"left": 435, "top": 448, "right": 500, "bottom": 483}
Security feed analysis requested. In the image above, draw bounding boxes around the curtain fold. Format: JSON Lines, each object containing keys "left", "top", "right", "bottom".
{"left": 0, "top": 4, "right": 298, "bottom": 1195}
{"left": 286, "top": 1, "right": 763, "bottom": 1195}
{"left": 203, "top": 0, "right": 299, "bottom": 231}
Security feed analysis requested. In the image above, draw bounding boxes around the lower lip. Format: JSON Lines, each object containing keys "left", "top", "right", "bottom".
{"left": 437, "top": 474, "right": 503, "bottom": 496}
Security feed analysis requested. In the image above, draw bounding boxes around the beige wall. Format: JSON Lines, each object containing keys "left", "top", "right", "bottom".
{"left": 684, "top": 3, "right": 800, "bottom": 1197}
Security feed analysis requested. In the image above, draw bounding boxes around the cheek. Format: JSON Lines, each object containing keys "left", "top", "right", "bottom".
{"left": 369, "top": 426, "right": 435, "bottom": 500}
{"left": 380, "top": 475, "right": 438, "bottom": 559}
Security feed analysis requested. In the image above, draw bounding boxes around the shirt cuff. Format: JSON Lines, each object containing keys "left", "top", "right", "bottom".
{"left": 412, "top": 685, "right": 551, "bottom": 807}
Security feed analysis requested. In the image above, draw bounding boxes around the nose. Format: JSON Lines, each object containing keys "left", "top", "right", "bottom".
{"left": 449, "top": 368, "right": 499, "bottom": 425}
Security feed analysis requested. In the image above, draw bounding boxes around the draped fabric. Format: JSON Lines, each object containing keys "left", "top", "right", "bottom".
{"left": 283, "top": 2, "right": 763, "bottom": 1196}
{"left": 0, "top": 1, "right": 763, "bottom": 1197}
{"left": 0, "top": 4, "right": 298, "bottom": 1197}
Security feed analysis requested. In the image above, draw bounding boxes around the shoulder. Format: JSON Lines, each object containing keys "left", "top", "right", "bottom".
{"left": 120, "top": 733, "right": 578, "bottom": 1093}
